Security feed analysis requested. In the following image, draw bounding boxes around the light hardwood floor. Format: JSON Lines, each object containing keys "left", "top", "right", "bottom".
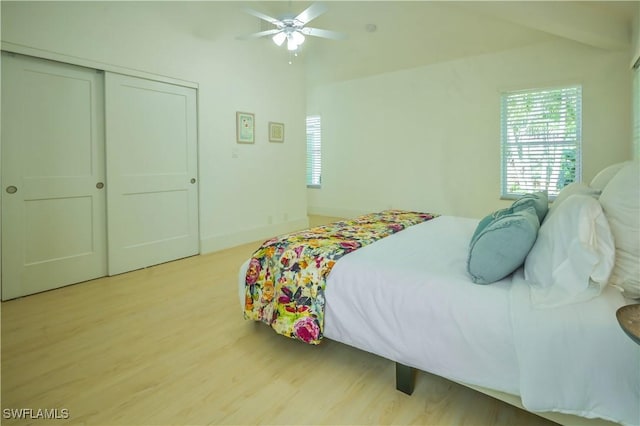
{"left": 1, "top": 216, "right": 556, "bottom": 425}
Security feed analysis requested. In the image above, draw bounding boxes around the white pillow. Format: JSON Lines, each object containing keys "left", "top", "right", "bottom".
{"left": 598, "top": 160, "right": 640, "bottom": 299}
{"left": 590, "top": 161, "right": 630, "bottom": 191}
{"left": 545, "top": 182, "right": 600, "bottom": 222}
{"left": 524, "top": 194, "right": 615, "bottom": 308}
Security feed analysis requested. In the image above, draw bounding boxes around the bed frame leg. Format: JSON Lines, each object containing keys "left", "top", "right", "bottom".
{"left": 395, "top": 363, "right": 415, "bottom": 395}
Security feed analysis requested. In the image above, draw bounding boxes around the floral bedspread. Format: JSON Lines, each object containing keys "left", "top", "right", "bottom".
{"left": 244, "top": 210, "right": 437, "bottom": 344}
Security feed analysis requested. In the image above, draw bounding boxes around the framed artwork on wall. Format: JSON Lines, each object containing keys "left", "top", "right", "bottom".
{"left": 236, "top": 112, "right": 255, "bottom": 144}
{"left": 269, "top": 122, "right": 284, "bottom": 143}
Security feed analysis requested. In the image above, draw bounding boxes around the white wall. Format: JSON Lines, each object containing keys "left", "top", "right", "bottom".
{"left": 1, "top": 1, "right": 309, "bottom": 253}
{"left": 308, "top": 39, "right": 632, "bottom": 219}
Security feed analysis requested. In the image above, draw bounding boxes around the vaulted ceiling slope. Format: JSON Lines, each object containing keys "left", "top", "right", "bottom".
{"left": 1, "top": 1, "right": 636, "bottom": 87}
{"left": 237, "top": 1, "right": 637, "bottom": 86}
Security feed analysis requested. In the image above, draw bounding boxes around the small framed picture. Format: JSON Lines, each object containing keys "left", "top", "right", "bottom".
{"left": 236, "top": 112, "right": 255, "bottom": 144}
{"left": 269, "top": 122, "right": 285, "bottom": 143}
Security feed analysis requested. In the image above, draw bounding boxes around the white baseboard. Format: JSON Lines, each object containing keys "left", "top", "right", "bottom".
{"left": 200, "top": 217, "right": 309, "bottom": 254}
{"left": 306, "top": 205, "right": 369, "bottom": 219}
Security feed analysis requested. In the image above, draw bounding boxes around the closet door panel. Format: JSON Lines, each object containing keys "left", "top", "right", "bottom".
{"left": 1, "top": 53, "right": 107, "bottom": 300}
{"left": 105, "top": 73, "right": 199, "bottom": 275}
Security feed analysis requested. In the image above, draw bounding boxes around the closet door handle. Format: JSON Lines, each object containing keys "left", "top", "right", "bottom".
{"left": 96, "top": 182, "right": 104, "bottom": 189}
{"left": 190, "top": 178, "right": 196, "bottom": 184}
{"left": 6, "top": 185, "right": 17, "bottom": 194}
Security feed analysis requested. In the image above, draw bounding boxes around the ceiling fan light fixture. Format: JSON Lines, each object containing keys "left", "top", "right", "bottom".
{"left": 291, "top": 30, "right": 305, "bottom": 45}
{"left": 272, "top": 32, "right": 287, "bottom": 46}
{"left": 287, "top": 36, "right": 298, "bottom": 51}
{"left": 285, "top": 30, "right": 305, "bottom": 51}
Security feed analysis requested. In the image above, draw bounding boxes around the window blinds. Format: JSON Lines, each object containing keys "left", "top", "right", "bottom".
{"left": 501, "top": 86, "right": 582, "bottom": 199}
{"left": 306, "top": 115, "right": 322, "bottom": 187}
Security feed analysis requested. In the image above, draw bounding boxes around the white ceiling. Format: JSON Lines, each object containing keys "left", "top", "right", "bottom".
{"left": 234, "top": 1, "right": 638, "bottom": 86}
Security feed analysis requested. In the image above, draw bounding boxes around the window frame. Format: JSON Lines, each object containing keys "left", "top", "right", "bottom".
{"left": 306, "top": 115, "right": 322, "bottom": 189}
{"left": 500, "top": 85, "right": 582, "bottom": 200}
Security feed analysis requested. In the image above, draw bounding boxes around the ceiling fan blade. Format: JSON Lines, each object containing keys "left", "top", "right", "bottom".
{"left": 236, "top": 29, "right": 281, "bottom": 41}
{"left": 243, "top": 7, "right": 282, "bottom": 26}
{"left": 301, "top": 27, "right": 347, "bottom": 40}
{"left": 294, "top": 3, "right": 328, "bottom": 25}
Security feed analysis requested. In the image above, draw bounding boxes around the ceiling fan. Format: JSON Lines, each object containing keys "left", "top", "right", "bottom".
{"left": 237, "top": 2, "right": 346, "bottom": 52}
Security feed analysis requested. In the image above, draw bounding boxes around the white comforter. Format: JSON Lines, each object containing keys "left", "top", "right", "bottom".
{"left": 510, "top": 269, "right": 640, "bottom": 425}
{"left": 239, "top": 216, "right": 640, "bottom": 425}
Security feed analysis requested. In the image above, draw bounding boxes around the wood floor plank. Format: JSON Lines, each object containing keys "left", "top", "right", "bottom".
{"left": 1, "top": 216, "right": 556, "bottom": 425}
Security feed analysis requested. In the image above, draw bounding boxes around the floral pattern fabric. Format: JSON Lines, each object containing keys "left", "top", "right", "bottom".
{"left": 244, "top": 210, "right": 437, "bottom": 345}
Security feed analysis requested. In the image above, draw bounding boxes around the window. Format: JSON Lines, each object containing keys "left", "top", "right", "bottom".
{"left": 306, "top": 115, "right": 322, "bottom": 188}
{"left": 501, "top": 85, "right": 582, "bottom": 199}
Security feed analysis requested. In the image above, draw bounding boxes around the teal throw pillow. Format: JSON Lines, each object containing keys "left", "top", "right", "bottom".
{"left": 512, "top": 191, "right": 548, "bottom": 223}
{"left": 470, "top": 207, "right": 513, "bottom": 243}
{"left": 468, "top": 206, "right": 540, "bottom": 284}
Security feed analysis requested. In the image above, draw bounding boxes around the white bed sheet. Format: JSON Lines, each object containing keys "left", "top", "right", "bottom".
{"left": 322, "top": 216, "right": 520, "bottom": 394}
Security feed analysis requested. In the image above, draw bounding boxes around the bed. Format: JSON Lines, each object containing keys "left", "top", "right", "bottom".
{"left": 238, "top": 161, "right": 640, "bottom": 426}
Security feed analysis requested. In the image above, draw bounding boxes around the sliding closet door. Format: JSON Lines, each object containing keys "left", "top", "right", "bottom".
{"left": 1, "top": 53, "right": 107, "bottom": 300}
{"left": 105, "top": 73, "right": 199, "bottom": 275}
